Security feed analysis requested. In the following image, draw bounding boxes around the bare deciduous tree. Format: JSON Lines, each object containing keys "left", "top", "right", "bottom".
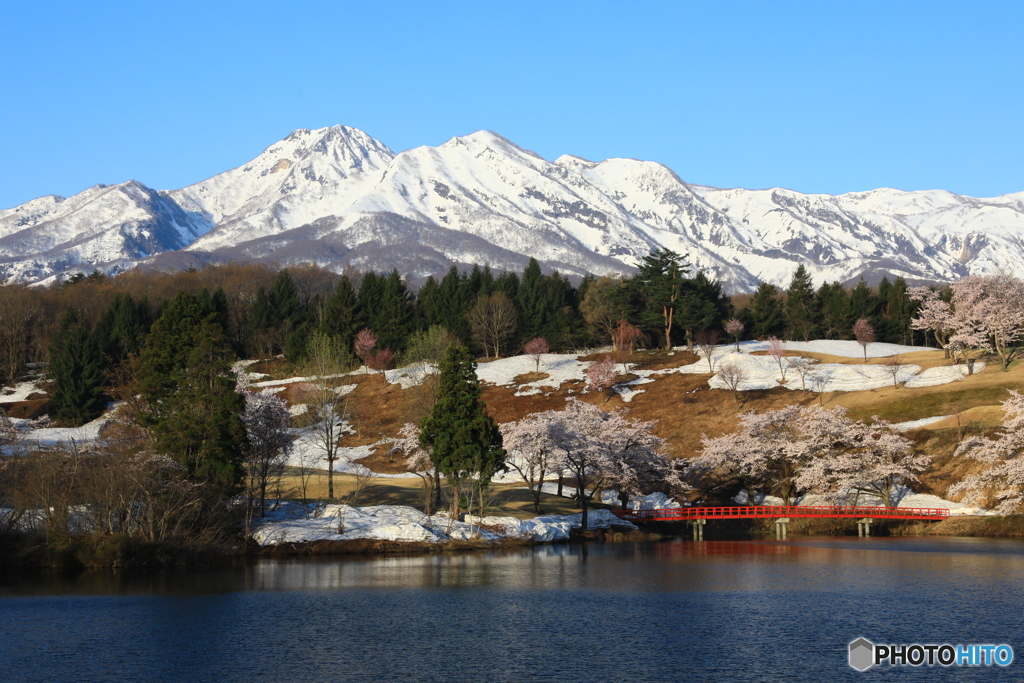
{"left": 717, "top": 362, "right": 747, "bottom": 404}
{"left": 788, "top": 356, "right": 818, "bottom": 391}
{"left": 299, "top": 332, "right": 353, "bottom": 500}
{"left": 694, "top": 330, "right": 720, "bottom": 372}
{"left": 468, "top": 291, "right": 518, "bottom": 359}
{"left": 882, "top": 354, "right": 909, "bottom": 388}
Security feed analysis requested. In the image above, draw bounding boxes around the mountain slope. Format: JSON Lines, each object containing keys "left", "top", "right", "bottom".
{"left": 3, "top": 125, "right": 1023, "bottom": 291}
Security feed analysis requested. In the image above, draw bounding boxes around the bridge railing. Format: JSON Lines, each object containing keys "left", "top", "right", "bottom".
{"left": 614, "top": 505, "right": 952, "bottom": 522}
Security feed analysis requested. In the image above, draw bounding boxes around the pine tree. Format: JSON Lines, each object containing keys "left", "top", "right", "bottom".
{"left": 785, "top": 265, "right": 818, "bottom": 341}
{"left": 632, "top": 248, "right": 690, "bottom": 349}
{"left": 816, "top": 281, "right": 850, "bottom": 339}
{"left": 135, "top": 293, "right": 247, "bottom": 491}
{"left": 677, "top": 271, "right": 731, "bottom": 350}
{"left": 49, "top": 309, "right": 107, "bottom": 425}
{"left": 748, "top": 282, "right": 785, "bottom": 338}
{"left": 319, "top": 274, "right": 361, "bottom": 349}
{"left": 419, "top": 345, "right": 505, "bottom": 516}
{"left": 373, "top": 270, "right": 414, "bottom": 353}
{"left": 517, "top": 258, "right": 547, "bottom": 342}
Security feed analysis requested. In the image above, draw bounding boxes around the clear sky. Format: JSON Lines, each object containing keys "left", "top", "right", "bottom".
{"left": 2, "top": 1, "right": 1022, "bottom": 208}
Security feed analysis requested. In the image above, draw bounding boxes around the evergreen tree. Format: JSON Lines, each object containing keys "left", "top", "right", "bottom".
{"left": 631, "top": 248, "right": 690, "bottom": 349}
{"left": 419, "top": 345, "right": 505, "bottom": 516}
{"left": 848, "top": 279, "right": 878, "bottom": 326}
{"left": 319, "top": 274, "right": 361, "bottom": 349}
{"left": 677, "top": 271, "right": 731, "bottom": 349}
{"left": 92, "top": 293, "right": 152, "bottom": 369}
{"left": 816, "top": 281, "right": 850, "bottom": 339}
{"left": 748, "top": 282, "right": 785, "bottom": 338}
{"left": 135, "top": 293, "right": 247, "bottom": 491}
{"left": 372, "top": 270, "right": 414, "bottom": 353}
{"left": 269, "top": 269, "right": 301, "bottom": 327}
{"left": 517, "top": 258, "right": 547, "bottom": 342}
{"left": 495, "top": 270, "right": 520, "bottom": 302}
{"left": 785, "top": 265, "right": 818, "bottom": 341}
{"left": 49, "top": 309, "right": 107, "bottom": 425}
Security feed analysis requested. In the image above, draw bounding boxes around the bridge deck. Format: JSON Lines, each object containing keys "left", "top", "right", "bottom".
{"left": 614, "top": 505, "right": 951, "bottom": 522}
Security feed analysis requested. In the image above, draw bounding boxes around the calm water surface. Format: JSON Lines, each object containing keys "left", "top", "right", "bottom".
{"left": 1, "top": 537, "right": 1022, "bottom": 682}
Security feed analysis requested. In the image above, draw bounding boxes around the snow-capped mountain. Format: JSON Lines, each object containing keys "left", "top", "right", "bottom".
{"left": 4, "top": 125, "right": 1023, "bottom": 291}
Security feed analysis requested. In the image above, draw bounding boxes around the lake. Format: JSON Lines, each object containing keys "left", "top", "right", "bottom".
{"left": 1, "top": 537, "right": 1022, "bottom": 682}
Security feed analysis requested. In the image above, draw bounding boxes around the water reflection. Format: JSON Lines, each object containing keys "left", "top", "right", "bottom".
{"left": 6, "top": 536, "right": 1021, "bottom": 597}
{"left": 2, "top": 538, "right": 1022, "bottom": 683}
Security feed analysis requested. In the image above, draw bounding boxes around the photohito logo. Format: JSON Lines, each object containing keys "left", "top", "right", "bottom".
{"left": 849, "top": 638, "right": 1013, "bottom": 671}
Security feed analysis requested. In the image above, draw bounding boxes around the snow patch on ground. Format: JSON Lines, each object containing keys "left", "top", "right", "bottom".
{"left": 892, "top": 415, "right": 949, "bottom": 431}
{"left": 0, "top": 380, "right": 46, "bottom": 402}
{"left": 251, "top": 502, "right": 637, "bottom": 546}
{"left": 253, "top": 373, "right": 349, "bottom": 388}
{"left": 904, "top": 364, "right": 983, "bottom": 388}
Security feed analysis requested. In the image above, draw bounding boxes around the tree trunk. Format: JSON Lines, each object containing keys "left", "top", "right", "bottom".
{"left": 618, "top": 490, "right": 629, "bottom": 510}
{"left": 557, "top": 473, "right": 563, "bottom": 497}
{"left": 327, "top": 456, "right": 334, "bottom": 499}
{"left": 434, "top": 470, "right": 442, "bottom": 510}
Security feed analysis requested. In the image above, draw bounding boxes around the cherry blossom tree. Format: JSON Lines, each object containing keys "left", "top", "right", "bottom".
{"left": 949, "top": 390, "right": 1024, "bottom": 513}
{"left": 694, "top": 329, "right": 720, "bottom": 372}
{"left": 390, "top": 422, "right": 437, "bottom": 514}
{"left": 354, "top": 328, "right": 378, "bottom": 374}
{"left": 523, "top": 337, "right": 550, "bottom": 373}
{"left": 724, "top": 318, "right": 745, "bottom": 352}
{"left": 586, "top": 355, "right": 618, "bottom": 400}
{"left": 766, "top": 336, "right": 788, "bottom": 381}
{"left": 694, "top": 405, "right": 811, "bottom": 505}
{"left": 909, "top": 286, "right": 954, "bottom": 358}
{"left": 946, "top": 277, "right": 990, "bottom": 373}
{"left": 500, "top": 412, "right": 560, "bottom": 513}
{"left": 796, "top": 416, "right": 928, "bottom": 508}
{"left": 852, "top": 318, "right": 874, "bottom": 362}
{"left": 973, "top": 273, "right": 1024, "bottom": 371}
{"left": 545, "top": 400, "right": 674, "bottom": 531}
{"left": 234, "top": 363, "right": 294, "bottom": 519}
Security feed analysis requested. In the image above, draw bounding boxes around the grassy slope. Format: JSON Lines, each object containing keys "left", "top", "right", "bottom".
{"left": 253, "top": 348, "right": 1024, "bottom": 508}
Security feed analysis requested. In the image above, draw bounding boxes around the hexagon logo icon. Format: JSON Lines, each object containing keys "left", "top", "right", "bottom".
{"left": 849, "top": 638, "right": 875, "bottom": 671}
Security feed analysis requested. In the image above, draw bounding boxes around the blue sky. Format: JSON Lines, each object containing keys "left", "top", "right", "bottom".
{"left": 2, "top": 1, "right": 1022, "bottom": 208}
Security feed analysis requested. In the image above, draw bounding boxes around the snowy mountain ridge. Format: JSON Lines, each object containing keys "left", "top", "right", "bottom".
{"left": 3, "top": 125, "right": 1023, "bottom": 292}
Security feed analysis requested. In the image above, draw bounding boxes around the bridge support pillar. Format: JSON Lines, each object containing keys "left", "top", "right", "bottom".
{"left": 692, "top": 518, "right": 706, "bottom": 541}
{"left": 774, "top": 518, "right": 790, "bottom": 540}
{"left": 857, "top": 518, "right": 874, "bottom": 537}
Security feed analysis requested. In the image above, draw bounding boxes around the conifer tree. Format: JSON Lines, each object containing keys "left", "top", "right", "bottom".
{"left": 419, "top": 345, "right": 505, "bottom": 516}
{"left": 816, "top": 281, "right": 850, "bottom": 339}
{"left": 785, "top": 265, "right": 818, "bottom": 341}
{"left": 517, "top": 258, "right": 547, "bottom": 342}
{"left": 135, "top": 293, "right": 247, "bottom": 491}
{"left": 49, "top": 309, "right": 107, "bottom": 425}
{"left": 632, "top": 248, "right": 690, "bottom": 349}
{"left": 319, "top": 274, "right": 361, "bottom": 349}
{"left": 748, "top": 282, "right": 785, "bottom": 338}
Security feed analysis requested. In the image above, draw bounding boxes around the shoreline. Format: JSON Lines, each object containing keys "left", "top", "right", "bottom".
{"left": 4, "top": 517, "right": 1023, "bottom": 571}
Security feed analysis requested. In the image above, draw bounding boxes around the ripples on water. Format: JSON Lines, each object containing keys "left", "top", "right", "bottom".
{"left": 1, "top": 537, "right": 1022, "bottom": 682}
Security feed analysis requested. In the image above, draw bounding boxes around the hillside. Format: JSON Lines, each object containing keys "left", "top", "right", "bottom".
{"left": 233, "top": 340, "right": 1020, "bottom": 506}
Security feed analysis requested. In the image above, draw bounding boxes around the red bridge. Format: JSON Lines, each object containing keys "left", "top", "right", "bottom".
{"left": 613, "top": 505, "right": 951, "bottom": 522}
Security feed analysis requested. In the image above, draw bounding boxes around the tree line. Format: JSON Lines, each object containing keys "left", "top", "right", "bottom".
{"left": 4, "top": 255, "right": 954, "bottom": 427}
